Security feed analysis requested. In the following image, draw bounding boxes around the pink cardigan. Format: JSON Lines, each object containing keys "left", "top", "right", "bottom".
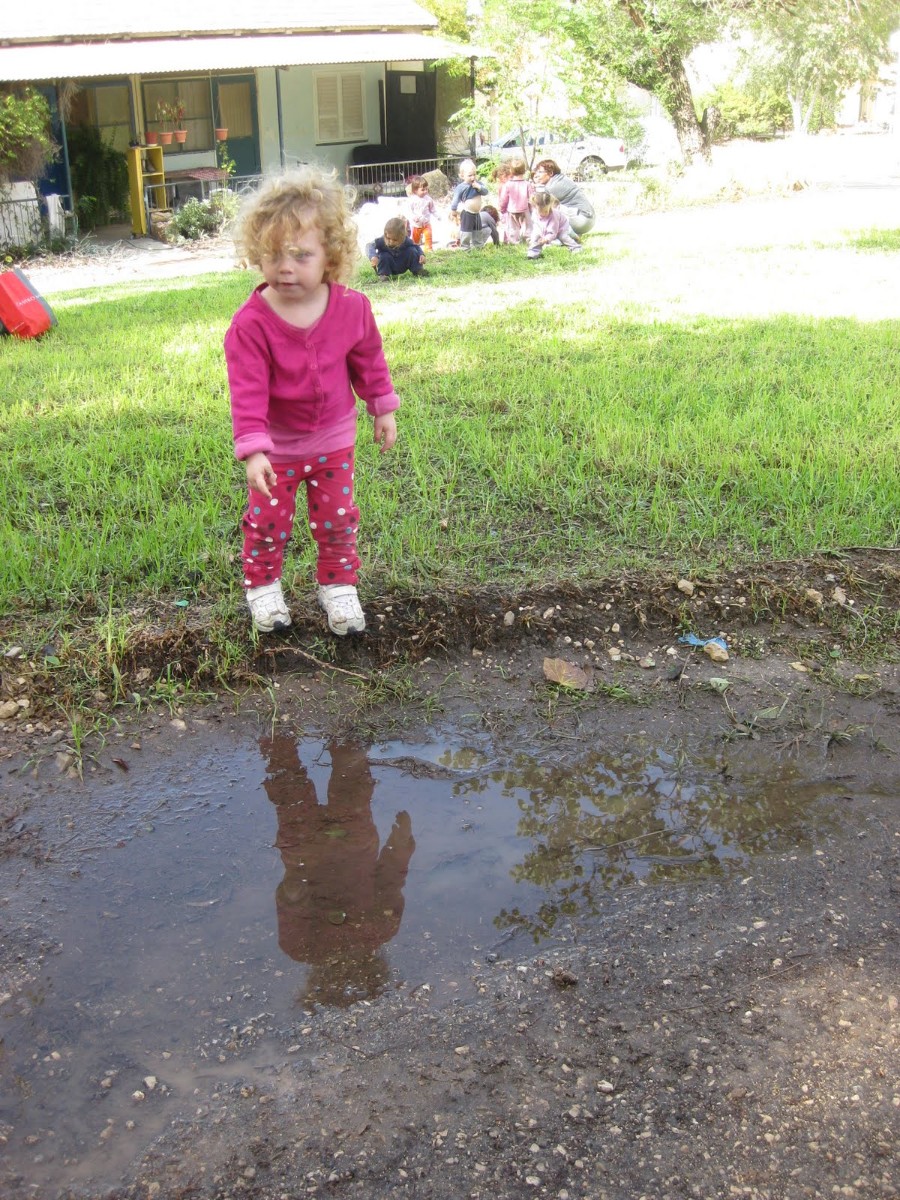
{"left": 224, "top": 283, "right": 400, "bottom": 462}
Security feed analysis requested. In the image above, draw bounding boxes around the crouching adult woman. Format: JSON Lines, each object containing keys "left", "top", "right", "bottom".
{"left": 531, "top": 159, "right": 596, "bottom": 238}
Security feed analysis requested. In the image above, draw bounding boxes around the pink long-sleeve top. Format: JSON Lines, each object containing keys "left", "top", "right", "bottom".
{"left": 499, "top": 178, "right": 534, "bottom": 215}
{"left": 531, "top": 207, "right": 572, "bottom": 242}
{"left": 224, "top": 283, "right": 400, "bottom": 462}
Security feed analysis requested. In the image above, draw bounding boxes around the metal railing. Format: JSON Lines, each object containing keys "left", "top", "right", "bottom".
{"left": 346, "top": 155, "right": 466, "bottom": 200}
{"left": 0, "top": 192, "right": 76, "bottom": 250}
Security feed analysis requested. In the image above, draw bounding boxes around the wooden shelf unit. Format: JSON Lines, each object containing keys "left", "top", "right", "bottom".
{"left": 126, "top": 145, "right": 168, "bottom": 236}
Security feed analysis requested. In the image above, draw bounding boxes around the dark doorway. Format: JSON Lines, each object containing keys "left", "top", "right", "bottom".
{"left": 213, "top": 75, "right": 260, "bottom": 177}
{"left": 384, "top": 69, "right": 436, "bottom": 160}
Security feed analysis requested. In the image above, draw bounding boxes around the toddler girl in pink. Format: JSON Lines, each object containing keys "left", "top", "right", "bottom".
{"left": 224, "top": 168, "right": 399, "bottom": 636}
{"left": 526, "top": 189, "right": 583, "bottom": 259}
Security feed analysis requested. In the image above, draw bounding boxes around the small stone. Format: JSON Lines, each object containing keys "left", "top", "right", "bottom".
{"left": 4, "top": 646, "right": 24, "bottom": 659}
{"left": 607, "top": 647, "right": 622, "bottom": 661}
{"left": 597, "top": 1080, "right": 615, "bottom": 1093}
{"left": 0, "top": 700, "right": 20, "bottom": 720}
{"left": 504, "top": 611, "right": 515, "bottom": 626}
{"left": 170, "top": 719, "right": 187, "bottom": 731}
{"left": 677, "top": 579, "right": 695, "bottom": 596}
{"left": 805, "top": 588, "right": 824, "bottom": 606}
{"left": 143, "top": 1075, "right": 157, "bottom": 1090}
{"left": 638, "top": 656, "right": 656, "bottom": 669}
{"left": 703, "top": 642, "right": 728, "bottom": 663}
{"left": 543, "top": 607, "right": 555, "bottom": 621}
{"left": 454, "top": 1045, "right": 470, "bottom": 1056}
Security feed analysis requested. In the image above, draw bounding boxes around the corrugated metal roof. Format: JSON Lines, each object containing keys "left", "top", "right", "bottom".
{"left": 1, "top": 0, "right": 438, "bottom": 41}
{"left": 0, "top": 32, "right": 473, "bottom": 82}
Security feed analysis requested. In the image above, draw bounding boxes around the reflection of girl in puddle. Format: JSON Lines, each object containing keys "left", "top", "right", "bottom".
{"left": 261, "top": 736, "right": 415, "bottom": 1008}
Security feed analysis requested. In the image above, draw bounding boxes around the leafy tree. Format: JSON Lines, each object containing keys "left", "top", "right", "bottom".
{"left": 552, "top": 0, "right": 728, "bottom": 162}
{"left": 445, "top": 0, "right": 638, "bottom": 159}
{"left": 0, "top": 87, "right": 55, "bottom": 184}
{"left": 746, "top": 0, "right": 898, "bottom": 134}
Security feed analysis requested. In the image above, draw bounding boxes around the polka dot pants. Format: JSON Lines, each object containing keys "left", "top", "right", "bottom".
{"left": 241, "top": 447, "right": 360, "bottom": 589}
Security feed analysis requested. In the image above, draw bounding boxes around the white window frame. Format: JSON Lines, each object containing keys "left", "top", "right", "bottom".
{"left": 313, "top": 71, "right": 367, "bottom": 144}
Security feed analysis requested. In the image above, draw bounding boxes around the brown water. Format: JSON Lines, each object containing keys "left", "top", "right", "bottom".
{"left": 0, "top": 731, "right": 845, "bottom": 1195}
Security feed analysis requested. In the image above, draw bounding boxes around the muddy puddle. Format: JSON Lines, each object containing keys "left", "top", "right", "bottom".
{"left": 1, "top": 729, "right": 848, "bottom": 1193}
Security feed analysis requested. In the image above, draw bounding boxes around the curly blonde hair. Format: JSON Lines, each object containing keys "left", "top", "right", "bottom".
{"left": 233, "top": 167, "right": 359, "bottom": 284}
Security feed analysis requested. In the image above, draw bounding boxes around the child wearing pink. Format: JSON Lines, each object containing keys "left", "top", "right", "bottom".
{"left": 499, "top": 159, "right": 533, "bottom": 245}
{"left": 224, "top": 168, "right": 399, "bottom": 638}
{"left": 526, "top": 189, "right": 582, "bottom": 259}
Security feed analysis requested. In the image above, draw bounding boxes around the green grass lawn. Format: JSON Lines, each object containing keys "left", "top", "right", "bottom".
{"left": 1, "top": 240, "right": 898, "bottom": 694}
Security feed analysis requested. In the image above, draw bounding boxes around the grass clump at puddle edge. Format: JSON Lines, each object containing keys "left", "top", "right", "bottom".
{"left": 1, "top": 244, "right": 899, "bottom": 717}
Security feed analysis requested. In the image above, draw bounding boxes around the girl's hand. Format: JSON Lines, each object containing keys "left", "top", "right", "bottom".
{"left": 246, "top": 452, "right": 277, "bottom": 499}
{"left": 373, "top": 413, "right": 397, "bottom": 454}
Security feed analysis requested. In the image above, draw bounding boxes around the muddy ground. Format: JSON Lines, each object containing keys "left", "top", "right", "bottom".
{"left": 1, "top": 554, "right": 898, "bottom": 1200}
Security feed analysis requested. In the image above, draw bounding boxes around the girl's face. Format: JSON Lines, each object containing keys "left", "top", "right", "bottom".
{"left": 260, "top": 227, "right": 328, "bottom": 303}
{"left": 415, "top": 183, "right": 429, "bottom": 196}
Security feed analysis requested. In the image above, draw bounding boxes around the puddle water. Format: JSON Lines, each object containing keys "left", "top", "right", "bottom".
{"left": 1, "top": 732, "right": 845, "bottom": 1193}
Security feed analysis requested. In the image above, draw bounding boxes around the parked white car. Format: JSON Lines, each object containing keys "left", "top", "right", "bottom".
{"left": 478, "top": 129, "right": 628, "bottom": 179}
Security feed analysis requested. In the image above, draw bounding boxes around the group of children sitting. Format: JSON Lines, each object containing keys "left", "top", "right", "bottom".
{"left": 364, "top": 156, "right": 583, "bottom": 281}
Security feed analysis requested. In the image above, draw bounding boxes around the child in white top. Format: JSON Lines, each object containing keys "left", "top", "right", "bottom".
{"left": 405, "top": 175, "right": 437, "bottom": 251}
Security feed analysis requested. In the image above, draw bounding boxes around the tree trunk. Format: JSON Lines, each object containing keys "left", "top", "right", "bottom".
{"left": 660, "top": 47, "right": 711, "bottom": 164}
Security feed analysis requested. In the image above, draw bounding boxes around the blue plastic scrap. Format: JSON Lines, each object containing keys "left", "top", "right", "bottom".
{"left": 678, "top": 634, "right": 728, "bottom": 651}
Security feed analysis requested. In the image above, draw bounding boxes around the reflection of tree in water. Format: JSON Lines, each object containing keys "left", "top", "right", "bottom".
{"left": 453, "top": 748, "right": 834, "bottom": 943}
{"left": 261, "top": 736, "right": 415, "bottom": 1008}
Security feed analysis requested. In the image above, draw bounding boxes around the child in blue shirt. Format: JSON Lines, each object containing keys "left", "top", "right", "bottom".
{"left": 366, "top": 216, "right": 427, "bottom": 280}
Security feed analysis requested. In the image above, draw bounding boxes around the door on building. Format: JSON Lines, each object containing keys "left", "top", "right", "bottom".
{"left": 384, "top": 69, "right": 436, "bottom": 160}
{"left": 213, "top": 76, "right": 260, "bottom": 177}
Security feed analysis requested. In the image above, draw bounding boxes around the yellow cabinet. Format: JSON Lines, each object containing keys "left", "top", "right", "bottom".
{"left": 126, "top": 145, "right": 168, "bottom": 237}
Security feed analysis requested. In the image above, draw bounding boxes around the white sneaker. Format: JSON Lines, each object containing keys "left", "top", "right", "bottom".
{"left": 246, "top": 580, "right": 292, "bottom": 633}
{"left": 317, "top": 584, "right": 366, "bottom": 636}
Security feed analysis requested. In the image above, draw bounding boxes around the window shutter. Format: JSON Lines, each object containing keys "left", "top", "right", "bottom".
{"left": 340, "top": 75, "right": 364, "bottom": 141}
{"left": 316, "top": 76, "right": 340, "bottom": 142}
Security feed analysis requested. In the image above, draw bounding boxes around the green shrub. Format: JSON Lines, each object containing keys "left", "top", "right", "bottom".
{"left": 171, "top": 191, "right": 240, "bottom": 241}
{"left": 698, "top": 82, "right": 792, "bottom": 142}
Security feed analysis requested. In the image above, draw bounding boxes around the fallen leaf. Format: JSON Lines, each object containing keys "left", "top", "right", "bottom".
{"left": 543, "top": 657, "right": 591, "bottom": 690}
{"left": 805, "top": 588, "right": 824, "bottom": 607}
{"left": 790, "top": 662, "right": 809, "bottom": 672}
{"left": 832, "top": 586, "right": 850, "bottom": 607}
{"left": 111, "top": 757, "right": 129, "bottom": 772}
{"left": 707, "top": 677, "right": 729, "bottom": 693}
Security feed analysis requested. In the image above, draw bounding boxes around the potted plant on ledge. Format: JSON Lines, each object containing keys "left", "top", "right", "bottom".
{"left": 157, "top": 101, "right": 174, "bottom": 145}
{"left": 173, "top": 98, "right": 187, "bottom": 144}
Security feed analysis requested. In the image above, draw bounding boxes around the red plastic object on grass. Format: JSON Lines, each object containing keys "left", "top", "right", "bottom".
{"left": 0, "top": 268, "right": 57, "bottom": 339}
